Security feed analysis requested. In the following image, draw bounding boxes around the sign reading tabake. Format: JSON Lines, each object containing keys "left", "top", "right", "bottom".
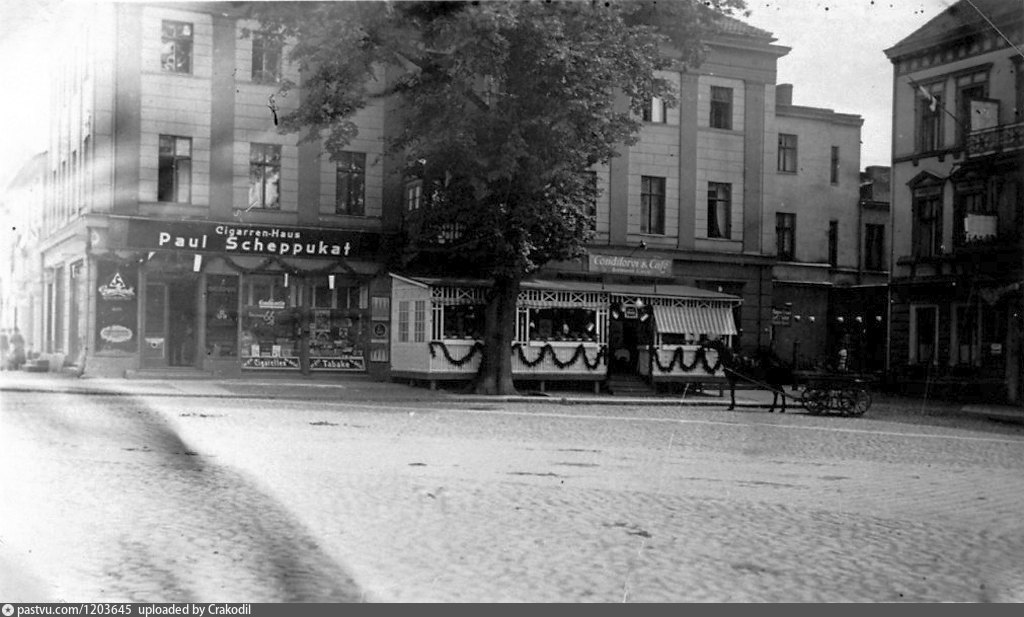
{"left": 588, "top": 253, "right": 672, "bottom": 278}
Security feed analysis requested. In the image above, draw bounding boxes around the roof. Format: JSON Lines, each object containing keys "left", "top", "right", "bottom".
{"left": 393, "top": 274, "right": 742, "bottom": 304}
{"left": 4, "top": 152, "right": 47, "bottom": 191}
{"left": 884, "top": 0, "right": 1023, "bottom": 60}
{"left": 714, "top": 14, "right": 775, "bottom": 41}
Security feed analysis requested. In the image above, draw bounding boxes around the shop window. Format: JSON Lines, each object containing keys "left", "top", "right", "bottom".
{"left": 248, "top": 143, "right": 281, "bottom": 210}
{"left": 641, "top": 175, "right": 665, "bottom": 235}
{"left": 909, "top": 305, "right": 938, "bottom": 365}
{"left": 158, "top": 135, "right": 192, "bottom": 203}
{"left": 442, "top": 305, "right": 483, "bottom": 340}
{"left": 205, "top": 275, "right": 238, "bottom": 358}
{"left": 710, "top": 86, "right": 732, "bottom": 130}
{"left": 336, "top": 152, "right": 366, "bottom": 216}
{"left": 708, "top": 182, "right": 731, "bottom": 239}
{"left": 309, "top": 306, "right": 365, "bottom": 369}
{"left": 777, "top": 133, "right": 797, "bottom": 173}
{"left": 240, "top": 275, "right": 297, "bottom": 363}
{"left": 527, "top": 308, "right": 597, "bottom": 342}
{"left": 251, "top": 32, "right": 282, "bottom": 83}
{"left": 161, "top": 20, "right": 192, "bottom": 74}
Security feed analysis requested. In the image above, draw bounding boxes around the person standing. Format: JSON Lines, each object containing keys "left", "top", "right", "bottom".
{"left": 9, "top": 328, "right": 25, "bottom": 370}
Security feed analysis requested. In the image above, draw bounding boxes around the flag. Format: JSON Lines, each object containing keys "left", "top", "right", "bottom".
{"left": 917, "top": 84, "right": 938, "bottom": 112}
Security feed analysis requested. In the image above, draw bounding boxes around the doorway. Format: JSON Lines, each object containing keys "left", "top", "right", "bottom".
{"left": 143, "top": 278, "right": 198, "bottom": 368}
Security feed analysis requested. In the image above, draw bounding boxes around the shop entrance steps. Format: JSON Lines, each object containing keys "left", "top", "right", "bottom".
{"left": 606, "top": 374, "right": 656, "bottom": 397}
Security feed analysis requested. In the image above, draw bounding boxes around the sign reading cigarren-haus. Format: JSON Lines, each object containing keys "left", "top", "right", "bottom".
{"left": 124, "top": 217, "right": 380, "bottom": 258}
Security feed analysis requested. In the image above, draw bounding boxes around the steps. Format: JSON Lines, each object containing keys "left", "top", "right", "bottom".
{"left": 606, "top": 374, "right": 656, "bottom": 397}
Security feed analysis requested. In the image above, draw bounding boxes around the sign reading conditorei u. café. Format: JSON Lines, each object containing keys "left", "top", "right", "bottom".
{"left": 124, "top": 217, "right": 380, "bottom": 258}
{"left": 588, "top": 253, "right": 672, "bottom": 278}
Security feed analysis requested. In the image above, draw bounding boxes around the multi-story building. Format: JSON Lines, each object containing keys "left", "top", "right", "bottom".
{"left": 0, "top": 152, "right": 48, "bottom": 355}
{"left": 35, "top": 2, "right": 867, "bottom": 387}
{"left": 884, "top": 0, "right": 1024, "bottom": 403}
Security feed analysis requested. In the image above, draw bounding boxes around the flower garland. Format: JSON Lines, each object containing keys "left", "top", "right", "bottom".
{"left": 428, "top": 341, "right": 484, "bottom": 366}
{"left": 512, "top": 343, "right": 607, "bottom": 371}
{"left": 650, "top": 345, "right": 723, "bottom": 374}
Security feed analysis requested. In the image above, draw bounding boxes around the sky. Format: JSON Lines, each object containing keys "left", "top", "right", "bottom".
{"left": 0, "top": 0, "right": 959, "bottom": 189}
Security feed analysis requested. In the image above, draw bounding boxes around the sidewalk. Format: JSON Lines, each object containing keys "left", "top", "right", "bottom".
{"left": 3, "top": 370, "right": 1024, "bottom": 420}
{"left": 0, "top": 370, "right": 780, "bottom": 408}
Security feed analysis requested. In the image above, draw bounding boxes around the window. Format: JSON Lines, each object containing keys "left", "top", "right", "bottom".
{"left": 953, "top": 305, "right": 981, "bottom": 366}
{"left": 251, "top": 33, "right": 282, "bottom": 83}
{"left": 583, "top": 170, "right": 598, "bottom": 228}
{"left": 830, "top": 146, "right": 840, "bottom": 184}
{"left": 828, "top": 220, "right": 838, "bottom": 266}
{"left": 414, "top": 301, "right": 426, "bottom": 343}
{"left": 248, "top": 143, "right": 281, "bottom": 210}
{"left": 710, "top": 86, "right": 732, "bottom": 129}
{"left": 916, "top": 83, "right": 943, "bottom": 152}
{"left": 642, "top": 97, "right": 666, "bottom": 123}
{"left": 398, "top": 301, "right": 410, "bottom": 343}
{"left": 956, "top": 71, "right": 988, "bottom": 144}
{"left": 707, "top": 182, "right": 732, "bottom": 239}
{"left": 955, "top": 183, "right": 995, "bottom": 245}
{"left": 161, "top": 21, "right": 193, "bottom": 74}
{"left": 910, "top": 305, "right": 938, "bottom": 365}
{"left": 335, "top": 152, "right": 366, "bottom": 215}
{"left": 777, "top": 134, "right": 797, "bottom": 172}
{"left": 640, "top": 176, "right": 665, "bottom": 235}
{"left": 158, "top": 135, "right": 192, "bottom": 202}
{"left": 405, "top": 181, "right": 422, "bottom": 211}
{"left": 912, "top": 187, "right": 942, "bottom": 258}
{"left": 776, "top": 213, "right": 795, "bottom": 260}
{"left": 864, "top": 224, "right": 885, "bottom": 270}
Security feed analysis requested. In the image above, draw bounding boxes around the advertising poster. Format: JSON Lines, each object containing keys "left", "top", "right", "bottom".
{"left": 95, "top": 261, "right": 139, "bottom": 352}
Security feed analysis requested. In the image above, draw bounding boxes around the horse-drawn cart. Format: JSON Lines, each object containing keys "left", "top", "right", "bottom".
{"left": 795, "top": 371, "right": 873, "bottom": 416}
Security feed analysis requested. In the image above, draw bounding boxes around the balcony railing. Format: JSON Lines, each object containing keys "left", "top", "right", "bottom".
{"left": 966, "top": 121, "right": 1024, "bottom": 158}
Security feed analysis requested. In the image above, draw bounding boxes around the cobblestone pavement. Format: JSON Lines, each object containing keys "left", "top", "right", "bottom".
{"left": 5, "top": 377, "right": 1023, "bottom": 603}
{"left": 0, "top": 390, "right": 365, "bottom": 603}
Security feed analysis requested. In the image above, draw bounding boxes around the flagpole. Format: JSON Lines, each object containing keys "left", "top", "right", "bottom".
{"left": 906, "top": 77, "right": 970, "bottom": 135}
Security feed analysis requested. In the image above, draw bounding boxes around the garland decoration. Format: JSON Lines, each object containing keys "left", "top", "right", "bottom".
{"left": 428, "top": 341, "right": 485, "bottom": 366}
{"left": 512, "top": 343, "right": 607, "bottom": 370}
{"left": 650, "top": 344, "right": 723, "bottom": 374}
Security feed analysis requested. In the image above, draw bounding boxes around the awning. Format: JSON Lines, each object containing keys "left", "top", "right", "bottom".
{"left": 652, "top": 305, "right": 737, "bottom": 336}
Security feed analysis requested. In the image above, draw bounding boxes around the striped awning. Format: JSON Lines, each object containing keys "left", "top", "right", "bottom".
{"left": 652, "top": 305, "right": 737, "bottom": 336}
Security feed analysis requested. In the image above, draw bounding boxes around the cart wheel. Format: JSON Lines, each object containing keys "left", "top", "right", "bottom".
{"left": 849, "top": 388, "right": 871, "bottom": 416}
{"left": 801, "top": 387, "right": 827, "bottom": 415}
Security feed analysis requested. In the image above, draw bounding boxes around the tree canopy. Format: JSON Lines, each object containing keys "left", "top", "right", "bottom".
{"left": 250, "top": 0, "right": 747, "bottom": 393}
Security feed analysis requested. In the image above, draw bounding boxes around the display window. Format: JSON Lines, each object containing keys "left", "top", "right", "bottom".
{"left": 307, "top": 280, "right": 368, "bottom": 371}
{"left": 240, "top": 274, "right": 301, "bottom": 369}
{"left": 526, "top": 307, "right": 597, "bottom": 342}
{"left": 442, "top": 305, "right": 483, "bottom": 340}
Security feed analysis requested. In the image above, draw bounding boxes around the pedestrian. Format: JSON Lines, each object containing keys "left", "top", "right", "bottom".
{"left": 8, "top": 327, "right": 25, "bottom": 370}
{"left": 0, "top": 328, "right": 9, "bottom": 371}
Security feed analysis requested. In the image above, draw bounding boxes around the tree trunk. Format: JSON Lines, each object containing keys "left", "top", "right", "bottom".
{"left": 474, "top": 275, "right": 520, "bottom": 395}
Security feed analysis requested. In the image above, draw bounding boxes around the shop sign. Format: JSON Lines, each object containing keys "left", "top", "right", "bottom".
{"left": 258, "top": 299, "right": 286, "bottom": 310}
{"left": 372, "top": 322, "right": 389, "bottom": 342}
{"left": 124, "top": 217, "right": 379, "bottom": 259}
{"left": 243, "top": 356, "right": 300, "bottom": 369}
{"left": 772, "top": 307, "right": 792, "bottom": 327}
{"left": 95, "top": 261, "right": 138, "bottom": 353}
{"left": 588, "top": 253, "right": 672, "bottom": 278}
{"left": 310, "top": 357, "right": 367, "bottom": 371}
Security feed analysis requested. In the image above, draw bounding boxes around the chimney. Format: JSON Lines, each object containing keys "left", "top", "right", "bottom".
{"left": 776, "top": 84, "right": 793, "bottom": 107}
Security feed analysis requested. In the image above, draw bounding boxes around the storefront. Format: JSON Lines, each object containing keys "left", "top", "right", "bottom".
{"left": 389, "top": 274, "right": 741, "bottom": 390}
{"left": 87, "top": 216, "right": 389, "bottom": 378}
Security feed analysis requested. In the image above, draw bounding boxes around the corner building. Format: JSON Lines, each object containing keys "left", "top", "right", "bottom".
{"left": 40, "top": 2, "right": 868, "bottom": 386}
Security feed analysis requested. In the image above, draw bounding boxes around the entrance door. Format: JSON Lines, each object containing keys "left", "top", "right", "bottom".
{"left": 143, "top": 279, "right": 198, "bottom": 368}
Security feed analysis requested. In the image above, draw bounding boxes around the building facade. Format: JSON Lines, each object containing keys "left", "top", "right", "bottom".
{"left": 34, "top": 2, "right": 868, "bottom": 386}
{"left": 885, "top": 0, "right": 1024, "bottom": 403}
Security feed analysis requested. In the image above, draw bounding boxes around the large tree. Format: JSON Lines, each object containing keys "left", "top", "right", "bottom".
{"left": 251, "top": 0, "right": 747, "bottom": 394}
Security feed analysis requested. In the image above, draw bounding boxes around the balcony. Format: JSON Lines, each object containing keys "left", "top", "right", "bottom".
{"left": 966, "top": 121, "right": 1024, "bottom": 158}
